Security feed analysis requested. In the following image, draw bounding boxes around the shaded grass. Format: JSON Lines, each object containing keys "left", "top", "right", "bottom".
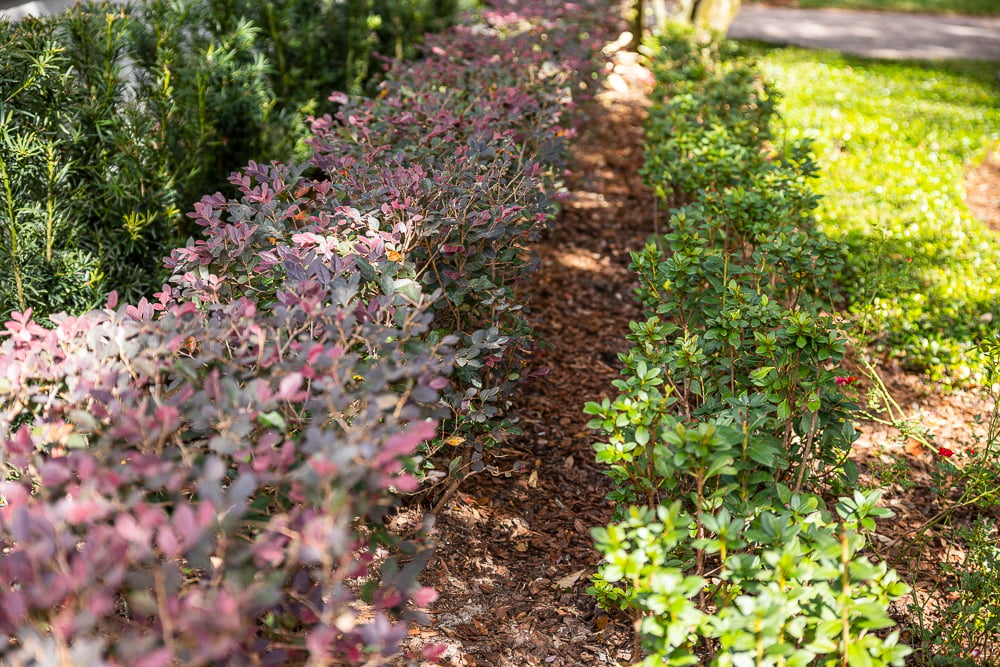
{"left": 746, "top": 44, "right": 1000, "bottom": 382}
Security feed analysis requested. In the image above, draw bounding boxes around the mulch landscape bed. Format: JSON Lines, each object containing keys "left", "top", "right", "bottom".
{"left": 400, "top": 43, "right": 999, "bottom": 667}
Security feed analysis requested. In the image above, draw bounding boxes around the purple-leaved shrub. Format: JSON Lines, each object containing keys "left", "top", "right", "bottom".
{"left": 165, "top": 1, "right": 621, "bottom": 475}
{"left": 1, "top": 282, "right": 450, "bottom": 664}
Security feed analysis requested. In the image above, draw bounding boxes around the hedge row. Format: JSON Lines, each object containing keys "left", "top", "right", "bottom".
{"left": 587, "top": 27, "right": 910, "bottom": 666}
{"left": 0, "top": 2, "right": 620, "bottom": 664}
{"left": 0, "top": 0, "right": 459, "bottom": 321}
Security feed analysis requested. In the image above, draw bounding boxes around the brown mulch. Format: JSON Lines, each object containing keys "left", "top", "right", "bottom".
{"left": 399, "top": 42, "right": 1000, "bottom": 667}
{"left": 399, "top": 50, "right": 654, "bottom": 667}
{"left": 966, "top": 149, "right": 1000, "bottom": 233}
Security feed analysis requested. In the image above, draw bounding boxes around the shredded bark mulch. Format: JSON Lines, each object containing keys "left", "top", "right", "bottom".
{"left": 966, "top": 149, "right": 1000, "bottom": 233}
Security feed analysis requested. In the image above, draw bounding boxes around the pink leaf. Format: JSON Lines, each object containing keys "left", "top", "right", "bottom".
{"left": 390, "top": 473, "right": 419, "bottom": 493}
{"left": 156, "top": 525, "right": 181, "bottom": 558}
{"left": 115, "top": 513, "right": 151, "bottom": 544}
{"left": 374, "top": 420, "right": 437, "bottom": 468}
{"left": 134, "top": 648, "right": 174, "bottom": 667}
{"left": 277, "top": 372, "right": 304, "bottom": 401}
{"left": 422, "top": 643, "right": 448, "bottom": 660}
{"left": 306, "top": 625, "right": 336, "bottom": 659}
{"left": 411, "top": 586, "right": 438, "bottom": 607}
{"left": 9, "top": 425, "right": 34, "bottom": 454}
{"left": 65, "top": 499, "right": 107, "bottom": 525}
{"left": 0, "top": 482, "right": 29, "bottom": 511}
{"left": 172, "top": 504, "right": 200, "bottom": 544}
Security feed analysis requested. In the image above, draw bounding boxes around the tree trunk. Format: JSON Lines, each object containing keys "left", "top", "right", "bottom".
{"left": 674, "top": 0, "right": 742, "bottom": 33}
{"left": 650, "top": 0, "right": 669, "bottom": 29}
{"left": 629, "top": 0, "right": 645, "bottom": 50}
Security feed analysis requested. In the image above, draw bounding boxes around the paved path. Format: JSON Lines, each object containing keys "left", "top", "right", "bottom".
{"left": 3, "top": 1, "right": 999, "bottom": 62}
{"left": 728, "top": 5, "right": 1000, "bottom": 61}
{"left": 1, "top": 0, "right": 81, "bottom": 20}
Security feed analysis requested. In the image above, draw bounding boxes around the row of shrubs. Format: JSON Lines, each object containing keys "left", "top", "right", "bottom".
{"left": 586, "top": 27, "right": 911, "bottom": 666}
{"left": 0, "top": 1, "right": 620, "bottom": 664}
{"left": 0, "top": 0, "right": 459, "bottom": 321}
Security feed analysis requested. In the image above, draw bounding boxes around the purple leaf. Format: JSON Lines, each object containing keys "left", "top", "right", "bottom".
{"left": 134, "top": 648, "right": 174, "bottom": 667}
{"left": 277, "top": 372, "right": 304, "bottom": 401}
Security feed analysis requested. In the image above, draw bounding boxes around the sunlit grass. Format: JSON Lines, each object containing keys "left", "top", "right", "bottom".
{"left": 749, "top": 45, "right": 1000, "bottom": 382}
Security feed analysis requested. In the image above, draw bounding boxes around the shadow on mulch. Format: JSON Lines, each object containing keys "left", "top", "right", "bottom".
{"left": 398, "top": 50, "right": 656, "bottom": 667}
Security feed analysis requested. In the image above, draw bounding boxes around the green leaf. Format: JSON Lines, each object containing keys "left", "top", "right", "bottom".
{"left": 392, "top": 278, "right": 421, "bottom": 302}
{"left": 853, "top": 602, "right": 897, "bottom": 630}
{"left": 601, "top": 564, "right": 625, "bottom": 583}
{"left": 749, "top": 366, "right": 775, "bottom": 386}
{"left": 846, "top": 642, "right": 874, "bottom": 667}
{"left": 705, "top": 454, "right": 735, "bottom": 479}
{"left": 844, "top": 459, "right": 859, "bottom": 485}
{"left": 747, "top": 442, "right": 775, "bottom": 467}
{"left": 848, "top": 560, "right": 881, "bottom": 580}
{"left": 258, "top": 411, "right": 286, "bottom": 430}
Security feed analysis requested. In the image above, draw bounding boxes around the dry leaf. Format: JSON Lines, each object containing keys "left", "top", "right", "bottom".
{"left": 554, "top": 569, "right": 586, "bottom": 589}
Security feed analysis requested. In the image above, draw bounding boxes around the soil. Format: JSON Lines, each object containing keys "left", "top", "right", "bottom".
{"left": 967, "top": 150, "right": 1000, "bottom": 233}
{"left": 399, "top": 45, "right": 1000, "bottom": 667}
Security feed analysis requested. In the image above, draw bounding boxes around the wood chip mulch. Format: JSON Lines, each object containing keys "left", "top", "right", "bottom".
{"left": 966, "top": 149, "right": 1000, "bottom": 233}
{"left": 397, "top": 50, "right": 655, "bottom": 667}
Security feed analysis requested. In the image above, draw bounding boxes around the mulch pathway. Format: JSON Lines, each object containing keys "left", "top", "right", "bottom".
{"left": 398, "top": 49, "right": 654, "bottom": 667}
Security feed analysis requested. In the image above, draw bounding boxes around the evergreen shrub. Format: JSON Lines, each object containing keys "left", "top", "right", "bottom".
{"left": 588, "top": 27, "right": 910, "bottom": 666}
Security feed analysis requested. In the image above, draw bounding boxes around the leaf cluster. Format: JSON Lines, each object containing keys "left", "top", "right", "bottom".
{"left": 1, "top": 266, "right": 449, "bottom": 665}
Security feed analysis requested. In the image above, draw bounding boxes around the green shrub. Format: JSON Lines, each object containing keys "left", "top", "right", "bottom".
{"left": 641, "top": 26, "right": 780, "bottom": 203}
{"left": 592, "top": 495, "right": 910, "bottom": 667}
{"left": 0, "top": 16, "right": 105, "bottom": 317}
{"left": 588, "top": 28, "right": 909, "bottom": 666}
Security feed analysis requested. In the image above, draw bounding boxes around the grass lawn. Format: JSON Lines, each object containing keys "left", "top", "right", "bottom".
{"left": 747, "top": 45, "right": 1000, "bottom": 382}
{"left": 746, "top": 0, "right": 1000, "bottom": 15}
